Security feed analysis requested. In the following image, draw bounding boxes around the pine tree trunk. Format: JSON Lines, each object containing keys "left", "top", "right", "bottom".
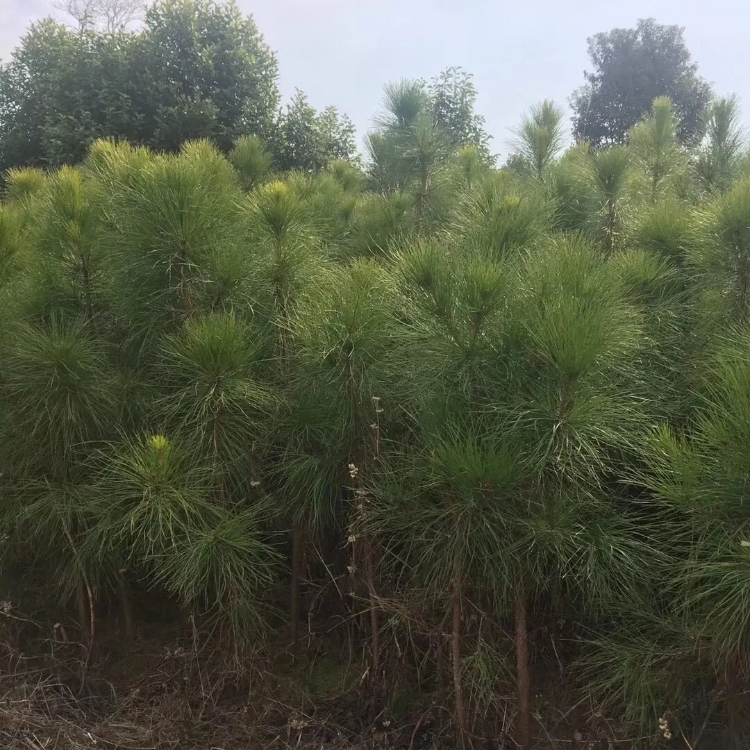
{"left": 364, "top": 535, "right": 380, "bottom": 680}
{"left": 726, "top": 661, "right": 746, "bottom": 750}
{"left": 290, "top": 521, "right": 302, "bottom": 648}
{"left": 516, "top": 586, "right": 531, "bottom": 750}
{"left": 117, "top": 567, "right": 134, "bottom": 642}
{"left": 606, "top": 198, "right": 617, "bottom": 256}
{"left": 416, "top": 167, "right": 428, "bottom": 227}
{"left": 178, "top": 246, "right": 194, "bottom": 317}
{"left": 452, "top": 574, "right": 467, "bottom": 744}
{"left": 211, "top": 398, "right": 225, "bottom": 501}
{"left": 76, "top": 579, "right": 89, "bottom": 640}
{"left": 81, "top": 257, "right": 94, "bottom": 323}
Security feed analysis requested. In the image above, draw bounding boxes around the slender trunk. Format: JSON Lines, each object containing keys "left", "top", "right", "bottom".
{"left": 117, "top": 567, "right": 134, "bottom": 642}
{"left": 550, "top": 573, "right": 561, "bottom": 615}
{"left": 416, "top": 165, "right": 428, "bottom": 227}
{"left": 726, "top": 660, "right": 746, "bottom": 750}
{"left": 76, "top": 580, "right": 89, "bottom": 639}
{"left": 364, "top": 535, "right": 380, "bottom": 679}
{"left": 81, "top": 257, "right": 94, "bottom": 324}
{"left": 606, "top": 198, "right": 617, "bottom": 256}
{"left": 211, "top": 395, "right": 225, "bottom": 502}
{"left": 344, "top": 365, "right": 381, "bottom": 686}
{"left": 515, "top": 586, "right": 531, "bottom": 750}
{"left": 65, "top": 526, "right": 95, "bottom": 656}
{"left": 452, "top": 574, "right": 467, "bottom": 743}
{"left": 274, "top": 270, "right": 302, "bottom": 648}
{"left": 651, "top": 175, "right": 659, "bottom": 204}
{"left": 178, "top": 247, "right": 194, "bottom": 317}
{"left": 290, "top": 521, "right": 302, "bottom": 648}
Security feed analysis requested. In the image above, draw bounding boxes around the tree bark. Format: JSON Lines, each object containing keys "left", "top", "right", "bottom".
{"left": 606, "top": 198, "right": 617, "bottom": 256}
{"left": 117, "top": 567, "right": 134, "bottom": 642}
{"left": 726, "top": 660, "right": 746, "bottom": 750}
{"left": 290, "top": 521, "right": 302, "bottom": 648}
{"left": 364, "top": 535, "right": 380, "bottom": 680}
{"left": 416, "top": 166, "right": 428, "bottom": 228}
{"left": 452, "top": 574, "right": 467, "bottom": 744}
{"left": 76, "top": 579, "right": 90, "bottom": 640}
{"left": 516, "top": 586, "right": 531, "bottom": 750}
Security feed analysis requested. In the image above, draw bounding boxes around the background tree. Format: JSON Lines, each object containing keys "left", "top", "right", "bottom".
{"left": 571, "top": 18, "right": 712, "bottom": 147}
{"left": 0, "top": 0, "right": 281, "bottom": 169}
{"left": 0, "top": 20, "right": 138, "bottom": 170}
{"left": 428, "top": 67, "right": 492, "bottom": 160}
{"left": 140, "top": 0, "right": 279, "bottom": 150}
{"left": 0, "top": 0, "right": 360, "bottom": 174}
{"left": 366, "top": 79, "right": 453, "bottom": 224}
{"left": 270, "top": 90, "right": 357, "bottom": 172}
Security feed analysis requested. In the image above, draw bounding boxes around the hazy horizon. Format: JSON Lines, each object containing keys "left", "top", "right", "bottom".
{"left": 1, "top": 0, "right": 746, "bottom": 158}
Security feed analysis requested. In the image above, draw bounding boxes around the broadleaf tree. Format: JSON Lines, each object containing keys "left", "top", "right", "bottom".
{"left": 571, "top": 18, "right": 712, "bottom": 147}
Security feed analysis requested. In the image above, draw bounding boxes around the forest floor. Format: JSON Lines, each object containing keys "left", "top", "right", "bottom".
{"left": 0, "top": 590, "right": 646, "bottom": 750}
{"left": 0, "top": 635, "right": 633, "bottom": 750}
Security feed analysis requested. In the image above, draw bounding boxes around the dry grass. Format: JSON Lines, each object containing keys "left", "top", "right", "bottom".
{"left": 0, "top": 605, "right": 658, "bottom": 750}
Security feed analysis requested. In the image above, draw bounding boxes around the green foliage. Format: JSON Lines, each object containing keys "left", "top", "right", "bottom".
{"left": 449, "top": 173, "right": 552, "bottom": 258}
{"left": 637, "top": 335, "right": 750, "bottom": 747}
{"left": 628, "top": 97, "right": 688, "bottom": 198}
{"left": 100, "top": 140, "right": 245, "bottom": 338}
{"left": 228, "top": 135, "right": 273, "bottom": 191}
{"left": 366, "top": 70, "right": 492, "bottom": 222}
{"left": 0, "top": 316, "right": 116, "bottom": 476}
{"left": 0, "top": 204, "right": 24, "bottom": 285}
{"left": 271, "top": 90, "right": 357, "bottom": 172}
{"left": 694, "top": 96, "right": 747, "bottom": 194}
{"left": 428, "top": 67, "right": 492, "bottom": 158}
{"left": 691, "top": 178, "right": 750, "bottom": 322}
{"left": 630, "top": 199, "right": 694, "bottom": 264}
{"left": 548, "top": 143, "right": 599, "bottom": 233}
{"left": 5, "top": 167, "right": 47, "bottom": 202}
{"left": 348, "top": 192, "right": 414, "bottom": 258}
{"left": 155, "top": 506, "right": 279, "bottom": 637}
{"left": 590, "top": 145, "right": 632, "bottom": 254}
{"left": 572, "top": 18, "right": 712, "bottom": 147}
{"left": 510, "top": 100, "right": 566, "bottom": 180}
{"left": 160, "top": 311, "right": 273, "bottom": 475}
{"left": 3, "top": 32, "right": 750, "bottom": 745}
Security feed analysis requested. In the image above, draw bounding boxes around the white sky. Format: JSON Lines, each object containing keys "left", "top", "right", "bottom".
{"left": 1, "top": 0, "right": 746, "bottom": 159}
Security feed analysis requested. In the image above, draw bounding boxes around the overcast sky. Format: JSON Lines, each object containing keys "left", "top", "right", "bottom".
{"left": 0, "top": 0, "right": 746, "bottom": 159}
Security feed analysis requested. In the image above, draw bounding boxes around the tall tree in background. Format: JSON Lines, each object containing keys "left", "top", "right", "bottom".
{"left": 141, "top": 0, "right": 279, "bottom": 150}
{"left": 0, "top": 20, "right": 138, "bottom": 170}
{"left": 270, "top": 90, "right": 357, "bottom": 172}
{"left": 0, "top": 0, "right": 359, "bottom": 174}
{"left": 0, "top": 0, "right": 280, "bottom": 169}
{"left": 428, "top": 67, "right": 492, "bottom": 160}
{"left": 365, "top": 69, "right": 491, "bottom": 220}
{"left": 571, "top": 19, "right": 712, "bottom": 147}
{"left": 366, "top": 79, "right": 451, "bottom": 223}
